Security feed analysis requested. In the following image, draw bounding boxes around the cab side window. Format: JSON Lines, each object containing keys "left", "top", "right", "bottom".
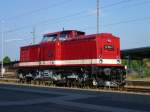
{"left": 60, "top": 33, "right": 68, "bottom": 41}
{"left": 41, "top": 34, "right": 57, "bottom": 42}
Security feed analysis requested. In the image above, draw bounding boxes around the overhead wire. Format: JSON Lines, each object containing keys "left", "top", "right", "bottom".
{"left": 11, "top": 15, "right": 150, "bottom": 42}
{"left": 5, "top": 0, "right": 135, "bottom": 33}
{"left": 102, "top": 0, "right": 150, "bottom": 12}
{"left": 4, "top": 0, "right": 150, "bottom": 43}
{"left": 5, "top": 10, "right": 88, "bottom": 33}
{"left": 81, "top": 16, "right": 150, "bottom": 31}
{"left": 104, "top": 17, "right": 150, "bottom": 27}
{"left": 101, "top": 0, "right": 131, "bottom": 9}
{"left": 5, "top": 0, "right": 74, "bottom": 21}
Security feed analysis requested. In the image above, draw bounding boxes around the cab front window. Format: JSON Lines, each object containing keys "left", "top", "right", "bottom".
{"left": 42, "top": 34, "right": 57, "bottom": 42}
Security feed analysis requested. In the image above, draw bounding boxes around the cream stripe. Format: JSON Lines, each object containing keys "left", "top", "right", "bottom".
{"left": 19, "top": 59, "right": 121, "bottom": 66}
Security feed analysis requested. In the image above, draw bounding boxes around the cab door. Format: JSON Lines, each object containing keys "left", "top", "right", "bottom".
{"left": 40, "top": 42, "right": 55, "bottom": 62}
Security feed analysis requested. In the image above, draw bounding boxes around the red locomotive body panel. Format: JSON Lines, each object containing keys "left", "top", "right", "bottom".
{"left": 61, "top": 37, "right": 97, "bottom": 60}
{"left": 20, "top": 45, "right": 40, "bottom": 62}
{"left": 40, "top": 42, "right": 56, "bottom": 61}
{"left": 58, "top": 34, "right": 120, "bottom": 66}
{"left": 99, "top": 33, "right": 120, "bottom": 59}
{"left": 19, "top": 30, "right": 121, "bottom": 67}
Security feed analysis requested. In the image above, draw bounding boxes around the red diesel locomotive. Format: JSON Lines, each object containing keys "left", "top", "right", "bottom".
{"left": 18, "top": 30, "right": 126, "bottom": 87}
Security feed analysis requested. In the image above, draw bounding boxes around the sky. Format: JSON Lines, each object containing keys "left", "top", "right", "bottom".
{"left": 0, "top": 0, "right": 150, "bottom": 61}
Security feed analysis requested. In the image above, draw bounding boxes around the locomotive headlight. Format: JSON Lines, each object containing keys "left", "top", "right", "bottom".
{"left": 99, "top": 59, "right": 103, "bottom": 64}
{"left": 107, "top": 38, "right": 111, "bottom": 43}
{"left": 117, "top": 59, "right": 121, "bottom": 64}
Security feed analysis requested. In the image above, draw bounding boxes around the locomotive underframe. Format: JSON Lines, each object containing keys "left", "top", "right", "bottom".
{"left": 17, "top": 65, "right": 126, "bottom": 87}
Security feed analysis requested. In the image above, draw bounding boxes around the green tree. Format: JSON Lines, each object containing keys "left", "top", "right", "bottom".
{"left": 3, "top": 56, "right": 11, "bottom": 64}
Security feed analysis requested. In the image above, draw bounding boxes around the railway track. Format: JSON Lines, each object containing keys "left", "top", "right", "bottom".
{"left": 124, "top": 80, "right": 150, "bottom": 93}
{"left": 0, "top": 78, "right": 150, "bottom": 94}
{"left": 125, "top": 86, "right": 150, "bottom": 93}
{"left": 126, "top": 80, "right": 150, "bottom": 87}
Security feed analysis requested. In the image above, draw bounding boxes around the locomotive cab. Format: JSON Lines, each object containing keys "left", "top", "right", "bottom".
{"left": 59, "top": 30, "right": 85, "bottom": 40}
{"left": 42, "top": 30, "right": 85, "bottom": 42}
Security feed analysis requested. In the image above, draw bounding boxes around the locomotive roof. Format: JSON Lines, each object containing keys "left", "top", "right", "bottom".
{"left": 43, "top": 30, "right": 85, "bottom": 36}
{"left": 43, "top": 30, "right": 119, "bottom": 39}
{"left": 85, "top": 33, "right": 119, "bottom": 39}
